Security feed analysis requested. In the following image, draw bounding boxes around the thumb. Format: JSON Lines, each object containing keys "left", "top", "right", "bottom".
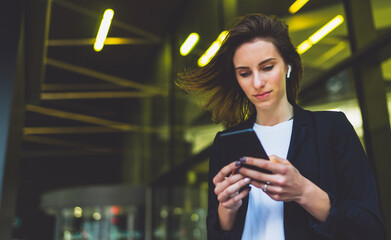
{"left": 268, "top": 155, "right": 290, "bottom": 165}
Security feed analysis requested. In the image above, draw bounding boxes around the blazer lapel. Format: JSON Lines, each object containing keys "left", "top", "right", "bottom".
{"left": 228, "top": 106, "right": 310, "bottom": 163}
{"left": 286, "top": 104, "right": 310, "bottom": 163}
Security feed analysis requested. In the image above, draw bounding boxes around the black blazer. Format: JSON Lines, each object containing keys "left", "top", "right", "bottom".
{"left": 207, "top": 104, "right": 386, "bottom": 240}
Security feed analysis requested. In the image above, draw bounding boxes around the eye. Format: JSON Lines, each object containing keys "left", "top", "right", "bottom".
{"left": 239, "top": 72, "right": 250, "bottom": 78}
{"left": 263, "top": 65, "right": 274, "bottom": 71}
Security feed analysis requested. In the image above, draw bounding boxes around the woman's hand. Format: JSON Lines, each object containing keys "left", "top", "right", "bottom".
{"left": 238, "top": 155, "right": 331, "bottom": 222}
{"left": 238, "top": 155, "right": 305, "bottom": 202}
{"left": 213, "top": 160, "right": 251, "bottom": 230}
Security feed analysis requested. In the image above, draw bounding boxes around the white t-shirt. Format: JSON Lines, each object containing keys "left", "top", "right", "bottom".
{"left": 241, "top": 119, "right": 293, "bottom": 240}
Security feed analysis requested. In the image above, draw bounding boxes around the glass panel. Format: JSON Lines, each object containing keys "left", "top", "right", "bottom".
{"left": 304, "top": 98, "right": 364, "bottom": 141}
{"left": 371, "top": 0, "right": 391, "bottom": 30}
{"left": 372, "top": 0, "right": 391, "bottom": 128}
{"left": 285, "top": 2, "right": 351, "bottom": 87}
{"left": 382, "top": 57, "right": 391, "bottom": 128}
{"left": 58, "top": 205, "right": 144, "bottom": 240}
{"left": 152, "top": 187, "right": 207, "bottom": 240}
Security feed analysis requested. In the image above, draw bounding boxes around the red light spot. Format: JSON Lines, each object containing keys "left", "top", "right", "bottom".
{"left": 111, "top": 217, "right": 118, "bottom": 225}
{"left": 111, "top": 206, "right": 120, "bottom": 215}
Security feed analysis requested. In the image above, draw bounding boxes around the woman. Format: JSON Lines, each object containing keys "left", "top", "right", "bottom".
{"left": 177, "top": 14, "right": 385, "bottom": 239}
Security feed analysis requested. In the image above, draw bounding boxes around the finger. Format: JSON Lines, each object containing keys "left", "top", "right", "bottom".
{"left": 221, "top": 187, "right": 251, "bottom": 208}
{"left": 214, "top": 173, "right": 245, "bottom": 195}
{"left": 242, "top": 157, "right": 291, "bottom": 175}
{"left": 269, "top": 155, "right": 291, "bottom": 165}
{"left": 238, "top": 166, "right": 274, "bottom": 183}
{"left": 267, "top": 192, "right": 289, "bottom": 202}
{"left": 221, "top": 177, "right": 250, "bottom": 200}
{"left": 218, "top": 177, "right": 250, "bottom": 202}
{"left": 241, "top": 157, "right": 281, "bottom": 173}
{"left": 249, "top": 180, "right": 282, "bottom": 194}
{"left": 229, "top": 191, "right": 239, "bottom": 198}
{"left": 249, "top": 180, "right": 266, "bottom": 189}
{"left": 262, "top": 183, "right": 281, "bottom": 195}
{"left": 213, "top": 161, "right": 242, "bottom": 185}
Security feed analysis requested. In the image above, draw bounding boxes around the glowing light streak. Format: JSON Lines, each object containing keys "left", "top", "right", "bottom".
{"left": 180, "top": 33, "right": 199, "bottom": 56}
{"left": 94, "top": 9, "right": 114, "bottom": 52}
{"left": 289, "top": 0, "right": 309, "bottom": 14}
{"left": 308, "top": 15, "right": 344, "bottom": 44}
{"left": 297, "top": 15, "right": 344, "bottom": 54}
{"left": 297, "top": 40, "right": 313, "bottom": 54}
{"left": 198, "top": 31, "right": 228, "bottom": 67}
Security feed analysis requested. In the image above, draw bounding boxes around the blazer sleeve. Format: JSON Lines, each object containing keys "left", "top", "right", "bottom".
{"left": 310, "top": 112, "right": 386, "bottom": 239}
{"left": 206, "top": 132, "right": 237, "bottom": 240}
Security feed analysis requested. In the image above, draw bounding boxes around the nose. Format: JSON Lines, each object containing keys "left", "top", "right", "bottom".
{"left": 253, "top": 72, "right": 265, "bottom": 89}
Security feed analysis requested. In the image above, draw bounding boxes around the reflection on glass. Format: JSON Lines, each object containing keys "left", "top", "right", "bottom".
{"left": 58, "top": 205, "right": 144, "bottom": 240}
{"left": 153, "top": 187, "right": 207, "bottom": 240}
{"left": 306, "top": 99, "right": 364, "bottom": 143}
{"left": 371, "top": 0, "right": 391, "bottom": 30}
{"left": 74, "top": 207, "right": 83, "bottom": 218}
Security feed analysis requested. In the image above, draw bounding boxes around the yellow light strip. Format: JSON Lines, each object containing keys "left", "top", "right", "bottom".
{"left": 198, "top": 42, "right": 220, "bottom": 67}
{"left": 94, "top": 9, "right": 114, "bottom": 52}
{"left": 49, "top": 37, "right": 156, "bottom": 46}
{"left": 297, "top": 40, "right": 312, "bottom": 55}
{"left": 198, "top": 31, "right": 228, "bottom": 67}
{"left": 308, "top": 15, "right": 344, "bottom": 44}
{"left": 297, "top": 15, "right": 344, "bottom": 54}
{"left": 216, "top": 31, "right": 228, "bottom": 43}
{"left": 289, "top": 0, "right": 309, "bottom": 14}
{"left": 180, "top": 33, "right": 199, "bottom": 56}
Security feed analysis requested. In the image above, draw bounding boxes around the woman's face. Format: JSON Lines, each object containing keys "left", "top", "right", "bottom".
{"left": 233, "top": 38, "right": 289, "bottom": 113}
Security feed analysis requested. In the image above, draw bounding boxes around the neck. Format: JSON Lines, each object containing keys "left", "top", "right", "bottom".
{"left": 255, "top": 101, "right": 293, "bottom": 126}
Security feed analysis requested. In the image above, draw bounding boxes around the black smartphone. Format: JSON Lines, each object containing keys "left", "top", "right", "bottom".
{"left": 219, "top": 128, "right": 271, "bottom": 174}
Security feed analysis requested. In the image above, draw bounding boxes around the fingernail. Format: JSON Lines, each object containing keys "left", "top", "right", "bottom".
{"left": 235, "top": 161, "right": 242, "bottom": 167}
{"left": 240, "top": 157, "right": 247, "bottom": 163}
{"left": 244, "top": 177, "right": 250, "bottom": 183}
{"left": 234, "top": 167, "right": 241, "bottom": 174}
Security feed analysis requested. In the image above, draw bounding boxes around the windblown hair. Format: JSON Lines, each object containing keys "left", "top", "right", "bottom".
{"left": 176, "top": 14, "right": 303, "bottom": 127}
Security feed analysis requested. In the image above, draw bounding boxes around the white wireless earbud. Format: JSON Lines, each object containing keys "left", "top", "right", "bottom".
{"left": 286, "top": 65, "right": 292, "bottom": 78}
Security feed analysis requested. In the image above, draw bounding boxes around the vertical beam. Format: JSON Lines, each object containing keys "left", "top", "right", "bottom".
{"left": 24, "top": 0, "right": 51, "bottom": 104}
{"left": 144, "top": 188, "right": 152, "bottom": 240}
{"left": 54, "top": 211, "right": 61, "bottom": 240}
{"left": 217, "top": 0, "right": 238, "bottom": 32}
{"left": 0, "top": 0, "right": 25, "bottom": 239}
{"left": 167, "top": 36, "right": 175, "bottom": 169}
{"left": 141, "top": 98, "right": 153, "bottom": 183}
{"left": 343, "top": 0, "right": 391, "bottom": 235}
{"left": 165, "top": 35, "right": 175, "bottom": 240}
{"left": 222, "top": 0, "right": 238, "bottom": 25}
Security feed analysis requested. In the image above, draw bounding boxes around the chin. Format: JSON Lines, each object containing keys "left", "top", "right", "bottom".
{"left": 253, "top": 102, "right": 274, "bottom": 112}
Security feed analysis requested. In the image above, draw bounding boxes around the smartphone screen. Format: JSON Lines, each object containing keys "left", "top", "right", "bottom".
{"left": 219, "top": 128, "right": 271, "bottom": 174}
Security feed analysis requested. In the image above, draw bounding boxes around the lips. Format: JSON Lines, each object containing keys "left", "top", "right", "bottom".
{"left": 254, "top": 90, "right": 272, "bottom": 99}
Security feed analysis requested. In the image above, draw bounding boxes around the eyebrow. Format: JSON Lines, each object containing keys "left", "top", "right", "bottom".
{"left": 234, "top": 57, "right": 277, "bottom": 70}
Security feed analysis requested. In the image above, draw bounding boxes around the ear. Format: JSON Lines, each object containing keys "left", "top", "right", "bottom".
{"left": 286, "top": 65, "right": 292, "bottom": 78}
